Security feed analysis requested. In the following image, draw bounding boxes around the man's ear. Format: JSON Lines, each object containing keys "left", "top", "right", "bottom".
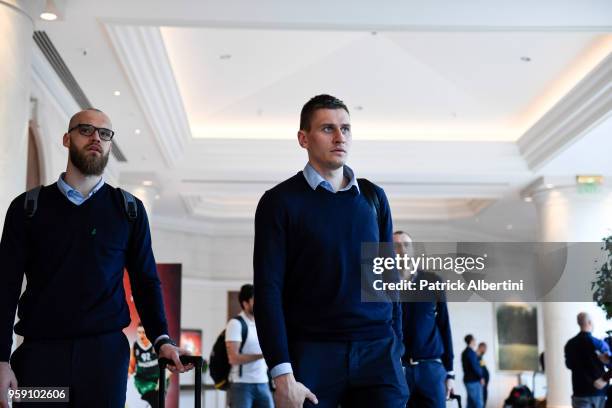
{"left": 62, "top": 133, "right": 70, "bottom": 148}
{"left": 297, "top": 130, "right": 308, "bottom": 149}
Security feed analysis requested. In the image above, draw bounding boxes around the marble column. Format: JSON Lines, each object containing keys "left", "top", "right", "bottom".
{"left": 524, "top": 176, "right": 612, "bottom": 408}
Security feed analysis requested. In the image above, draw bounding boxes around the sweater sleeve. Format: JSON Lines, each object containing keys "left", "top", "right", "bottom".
{"left": 436, "top": 298, "right": 454, "bottom": 373}
{"left": 0, "top": 196, "right": 26, "bottom": 362}
{"left": 125, "top": 199, "right": 168, "bottom": 343}
{"left": 565, "top": 341, "right": 574, "bottom": 370}
{"left": 253, "top": 191, "right": 290, "bottom": 373}
{"left": 377, "top": 187, "right": 403, "bottom": 342}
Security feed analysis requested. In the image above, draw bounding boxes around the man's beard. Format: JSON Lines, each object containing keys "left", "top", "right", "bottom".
{"left": 69, "top": 142, "right": 109, "bottom": 176}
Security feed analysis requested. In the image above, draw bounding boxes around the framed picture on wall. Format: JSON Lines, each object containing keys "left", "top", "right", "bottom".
{"left": 179, "top": 329, "right": 203, "bottom": 385}
{"left": 180, "top": 328, "right": 203, "bottom": 356}
{"left": 494, "top": 302, "right": 539, "bottom": 371}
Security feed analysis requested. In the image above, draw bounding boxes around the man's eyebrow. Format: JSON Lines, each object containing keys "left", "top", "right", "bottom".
{"left": 318, "top": 123, "right": 351, "bottom": 128}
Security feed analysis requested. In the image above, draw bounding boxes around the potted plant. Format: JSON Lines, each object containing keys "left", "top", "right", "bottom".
{"left": 593, "top": 236, "right": 612, "bottom": 319}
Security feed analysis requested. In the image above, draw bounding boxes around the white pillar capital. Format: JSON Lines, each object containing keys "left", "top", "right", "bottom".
{"left": 522, "top": 176, "right": 612, "bottom": 242}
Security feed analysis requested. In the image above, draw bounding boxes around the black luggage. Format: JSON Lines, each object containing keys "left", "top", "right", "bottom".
{"left": 503, "top": 385, "right": 536, "bottom": 408}
{"left": 159, "top": 355, "right": 204, "bottom": 408}
{"left": 447, "top": 392, "right": 462, "bottom": 408}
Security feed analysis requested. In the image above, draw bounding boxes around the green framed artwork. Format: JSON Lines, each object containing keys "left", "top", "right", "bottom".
{"left": 495, "top": 303, "right": 539, "bottom": 371}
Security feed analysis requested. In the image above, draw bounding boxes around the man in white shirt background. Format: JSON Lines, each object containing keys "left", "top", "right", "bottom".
{"left": 225, "top": 284, "right": 273, "bottom": 408}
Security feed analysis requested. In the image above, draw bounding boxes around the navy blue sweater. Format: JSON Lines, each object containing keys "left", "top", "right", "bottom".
{"left": 462, "top": 347, "right": 483, "bottom": 383}
{"left": 253, "top": 172, "right": 402, "bottom": 370}
{"left": 401, "top": 272, "right": 453, "bottom": 373}
{"left": 0, "top": 183, "right": 168, "bottom": 361}
{"left": 565, "top": 331, "right": 610, "bottom": 397}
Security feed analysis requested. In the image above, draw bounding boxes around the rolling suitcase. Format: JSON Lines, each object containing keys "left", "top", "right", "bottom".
{"left": 447, "top": 392, "right": 462, "bottom": 408}
{"left": 159, "top": 355, "right": 204, "bottom": 408}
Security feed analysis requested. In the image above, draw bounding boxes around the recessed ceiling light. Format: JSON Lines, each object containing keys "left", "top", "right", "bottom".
{"left": 40, "top": 0, "right": 58, "bottom": 20}
{"left": 155, "top": 195, "right": 160, "bottom": 200}
{"left": 113, "top": 90, "right": 121, "bottom": 96}
{"left": 220, "top": 54, "right": 232, "bottom": 60}
{"left": 354, "top": 106, "right": 364, "bottom": 111}
{"left": 134, "top": 129, "right": 141, "bottom": 135}
{"left": 40, "top": 12, "right": 57, "bottom": 21}
{"left": 521, "top": 56, "right": 531, "bottom": 62}
{"left": 143, "top": 180, "right": 153, "bottom": 186}
{"left": 506, "top": 224, "right": 513, "bottom": 230}
{"left": 371, "top": 31, "right": 378, "bottom": 36}
{"left": 545, "top": 183, "right": 554, "bottom": 189}
{"left": 524, "top": 197, "right": 533, "bottom": 202}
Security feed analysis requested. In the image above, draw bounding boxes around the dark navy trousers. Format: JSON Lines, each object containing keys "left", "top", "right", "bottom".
{"left": 10, "top": 331, "right": 130, "bottom": 407}
{"left": 405, "top": 360, "right": 447, "bottom": 408}
{"left": 290, "top": 336, "right": 408, "bottom": 408}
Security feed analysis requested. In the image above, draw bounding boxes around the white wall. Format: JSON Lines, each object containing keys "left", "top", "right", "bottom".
{"left": 448, "top": 301, "right": 546, "bottom": 408}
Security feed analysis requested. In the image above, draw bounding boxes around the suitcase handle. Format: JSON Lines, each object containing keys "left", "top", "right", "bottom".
{"left": 159, "top": 355, "right": 203, "bottom": 369}
{"left": 158, "top": 355, "right": 203, "bottom": 408}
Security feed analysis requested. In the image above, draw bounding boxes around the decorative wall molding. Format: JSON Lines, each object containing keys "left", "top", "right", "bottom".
{"left": 104, "top": 23, "right": 190, "bottom": 168}
{"left": 518, "top": 53, "right": 612, "bottom": 170}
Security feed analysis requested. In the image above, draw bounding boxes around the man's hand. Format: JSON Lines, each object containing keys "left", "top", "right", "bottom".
{"left": 273, "top": 373, "right": 318, "bottom": 408}
{"left": 445, "top": 378, "right": 454, "bottom": 399}
{"left": 158, "top": 344, "right": 194, "bottom": 374}
{"left": 598, "top": 353, "right": 610, "bottom": 365}
{"left": 0, "top": 362, "right": 18, "bottom": 408}
{"left": 480, "top": 378, "right": 485, "bottom": 386}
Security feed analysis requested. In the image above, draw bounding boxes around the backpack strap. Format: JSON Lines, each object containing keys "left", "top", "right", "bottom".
{"left": 357, "top": 178, "right": 381, "bottom": 231}
{"left": 24, "top": 186, "right": 43, "bottom": 218}
{"left": 234, "top": 315, "right": 248, "bottom": 377}
{"left": 117, "top": 188, "right": 137, "bottom": 221}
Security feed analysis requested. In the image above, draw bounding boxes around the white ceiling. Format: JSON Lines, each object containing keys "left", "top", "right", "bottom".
{"left": 32, "top": 0, "right": 612, "bottom": 239}
{"left": 162, "top": 28, "right": 610, "bottom": 141}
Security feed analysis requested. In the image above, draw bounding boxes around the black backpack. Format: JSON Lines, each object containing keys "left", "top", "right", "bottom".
{"left": 209, "top": 315, "right": 248, "bottom": 390}
{"left": 503, "top": 385, "right": 536, "bottom": 408}
{"left": 24, "top": 185, "right": 138, "bottom": 221}
{"left": 357, "top": 178, "right": 382, "bottom": 231}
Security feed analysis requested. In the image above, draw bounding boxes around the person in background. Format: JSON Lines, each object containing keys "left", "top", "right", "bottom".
{"left": 606, "top": 330, "right": 612, "bottom": 408}
{"left": 225, "top": 284, "right": 273, "bottom": 408}
{"left": 393, "top": 230, "right": 454, "bottom": 408}
{"left": 565, "top": 312, "right": 610, "bottom": 408}
{"left": 477, "top": 342, "right": 490, "bottom": 407}
{"left": 461, "top": 334, "right": 484, "bottom": 408}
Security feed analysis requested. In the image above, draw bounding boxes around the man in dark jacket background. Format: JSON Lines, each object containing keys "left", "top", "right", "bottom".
{"left": 393, "top": 231, "right": 454, "bottom": 408}
{"left": 564, "top": 312, "right": 610, "bottom": 408}
{"left": 462, "top": 334, "right": 484, "bottom": 408}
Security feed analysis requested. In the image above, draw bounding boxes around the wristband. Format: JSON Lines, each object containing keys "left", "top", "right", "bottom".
{"left": 154, "top": 337, "right": 177, "bottom": 355}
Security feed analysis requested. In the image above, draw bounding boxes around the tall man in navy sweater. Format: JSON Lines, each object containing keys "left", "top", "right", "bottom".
{"left": 0, "top": 109, "right": 192, "bottom": 408}
{"left": 254, "top": 95, "right": 407, "bottom": 408}
{"left": 393, "top": 231, "right": 454, "bottom": 408}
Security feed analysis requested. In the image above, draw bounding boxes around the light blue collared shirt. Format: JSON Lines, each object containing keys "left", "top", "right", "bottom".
{"left": 269, "top": 163, "right": 360, "bottom": 379}
{"left": 302, "top": 163, "right": 360, "bottom": 194}
{"left": 57, "top": 173, "right": 105, "bottom": 205}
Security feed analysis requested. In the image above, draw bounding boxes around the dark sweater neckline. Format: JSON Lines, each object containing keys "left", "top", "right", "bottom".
{"left": 50, "top": 182, "right": 110, "bottom": 209}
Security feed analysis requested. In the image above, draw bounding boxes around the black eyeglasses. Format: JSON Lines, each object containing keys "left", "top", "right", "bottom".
{"left": 68, "top": 124, "right": 115, "bottom": 141}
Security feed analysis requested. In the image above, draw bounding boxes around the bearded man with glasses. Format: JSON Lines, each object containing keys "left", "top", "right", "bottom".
{"left": 0, "top": 109, "right": 193, "bottom": 408}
